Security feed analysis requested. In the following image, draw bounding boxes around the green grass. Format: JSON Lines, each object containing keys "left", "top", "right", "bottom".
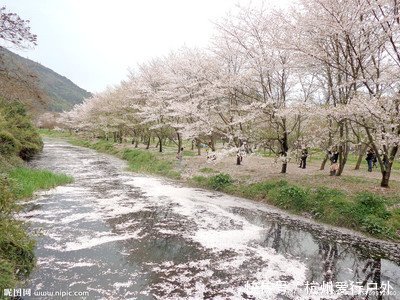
{"left": 0, "top": 167, "right": 73, "bottom": 295}
{"left": 0, "top": 219, "right": 35, "bottom": 292}
{"left": 8, "top": 167, "right": 73, "bottom": 199}
{"left": 199, "top": 167, "right": 216, "bottom": 174}
{"left": 122, "top": 149, "right": 181, "bottom": 179}
{"left": 181, "top": 150, "right": 195, "bottom": 157}
{"left": 37, "top": 128, "right": 72, "bottom": 139}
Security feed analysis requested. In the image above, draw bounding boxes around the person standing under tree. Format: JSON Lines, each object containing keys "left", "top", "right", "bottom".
{"left": 328, "top": 148, "right": 339, "bottom": 176}
{"left": 299, "top": 149, "right": 308, "bottom": 169}
{"left": 366, "top": 148, "right": 375, "bottom": 172}
{"left": 236, "top": 150, "right": 243, "bottom": 165}
{"left": 176, "top": 147, "right": 184, "bottom": 169}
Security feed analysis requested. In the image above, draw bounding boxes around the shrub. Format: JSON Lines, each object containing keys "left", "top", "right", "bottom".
{"left": 241, "top": 181, "right": 278, "bottom": 199}
{"left": 309, "top": 187, "right": 346, "bottom": 219}
{"left": 208, "top": 173, "right": 233, "bottom": 190}
{"left": 0, "top": 100, "right": 43, "bottom": 161}
{"left": 0, "top": 131, "right": 19, "bottom": 156}
{"left": 353, "top": 193, "right": 390, "bottom": 220}
{"left": 0, "top": 174, "right": 15, "bottom": 214}
{"left": 0, "top": 219, "right": 35, "bottom": 292}
{"left": 360, "top": 215, "right": 393, "bottom": 236}
{"left": 191, "top": 175, "right": 208, "bottom": 186}
{"left": 276, "top": 185, "right": 308, "bottom": 210}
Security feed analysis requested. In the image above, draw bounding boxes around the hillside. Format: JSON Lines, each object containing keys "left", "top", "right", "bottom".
{"left": 0, "top": 47, "right": 91, "bottom": 112}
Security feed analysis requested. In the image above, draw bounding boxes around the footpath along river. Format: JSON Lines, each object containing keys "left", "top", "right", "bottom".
{"left": 17, "top": 139, "right": 400, "bottom": 299}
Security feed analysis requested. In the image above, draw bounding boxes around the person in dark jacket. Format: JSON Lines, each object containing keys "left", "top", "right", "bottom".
{"left": 328, "top": 149, "right": 339, "bottom": 176}
{"left": 299, "top": 149, "right": 308, "bottom": 169}
{"left": 366, "top": 149, "right": 375, "bottom": 172}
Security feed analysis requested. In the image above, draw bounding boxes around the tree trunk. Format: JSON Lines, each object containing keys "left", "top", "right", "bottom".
{"left": 381, "top": 168, "right": 391, "bottom": 187}
{"left": 354, "top": 144, "right": 367, "bottom": 170}
{"left": 236, "top": 155, "right": 241, "bottom": 165}
{"left": 158, "top": 136, "right": 162, "bottom": 152}
{"left": 280, "top": 124, "right": 289, "bottom": 174}
{"left": 210, "top": 135, "right": 216, "bottom": 152}
{"left": 177, "top": 132, "right": 182, "bottom": 152}
{"left": 320, "top": 153, "right": 329, "bottom": 170}
{"left": 195, "top": 139, "right": 201, "bottom": 156}
{"left": 118, "top": 130, "right": 123, "bottom": 143}
{"left": 336, "top": 122, "right": 349, "bottom": 176}
{"left": 146, "top": 136, "right": 150, "bottom": 150}
{"left": 281, "top": 162, "right": 287, "bottom": 174}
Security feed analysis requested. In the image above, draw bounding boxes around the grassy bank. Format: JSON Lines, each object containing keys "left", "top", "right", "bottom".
{"left": 0, "top": 101, "right": 74, "bottom": 295}
{"left": 9, "top": 167, "right": 73, "bottom": 199}
{"left": 191, "top": 174, "right": 400, "bottom": 240}
{"left": 0, "top": 168, "right": 73, "bottom": 295}
{"left": 40, "top": 130, "right": 400, "bottom": 241}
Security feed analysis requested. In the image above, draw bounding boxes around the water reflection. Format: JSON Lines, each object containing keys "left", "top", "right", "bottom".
{"left": 231, "top": 206, "right": 399, "bottom": 299}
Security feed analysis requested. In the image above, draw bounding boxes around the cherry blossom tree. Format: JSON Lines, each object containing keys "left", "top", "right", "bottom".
{"left": 0, "top": 6, "right": 37, "bottom": 48}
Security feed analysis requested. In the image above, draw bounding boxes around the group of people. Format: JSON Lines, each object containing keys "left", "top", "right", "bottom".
{"left": 176, "top": 143, "right": 390, "bottom": 173}
{"left": 299, "top": 146, "right": 388, "bottom": 175}
{"left": 365, "top": 148, "right": 389, "bottom": 172}
{"left": 298, "top": 147, "right": 338, "bottom": 175}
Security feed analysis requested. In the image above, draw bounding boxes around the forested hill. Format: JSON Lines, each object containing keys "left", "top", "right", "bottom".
{"left": 0, "top": 46, "right": 91, "bottom": 112}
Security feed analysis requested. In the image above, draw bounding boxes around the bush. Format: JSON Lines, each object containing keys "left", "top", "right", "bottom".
{"left": 241, "top": 181, "right": 280, "bottom": 199}
{"left": 361, "top": 215, "right": 393, "bottom": 236}
{"left": 208, "top": 173, "right": 233, "bottom": 190}
{"left": 0, "top": 219, "right": 35, "bottom": 292}
{"left": 0, "top": 174, "right": 15, "bottom": 214}
{"left": 353, "top": 193, "right": 390, "bottom": 220}
{"left": 0, "top": 100, "right": 43, "bottom": 161}
{"left": 191, "top": 175, "right": 208, "bottom": 186}
{"left": 275, "top": 185, "right": 308, "bottom": 210}
{"left": 309, "top": 187, "right": 345, "bottom": 219}
{"left": 0, "top": 259, "right": 16, "bottom": 292}
{"left": 0, "top": 131, "right": 19, "bottom": 156}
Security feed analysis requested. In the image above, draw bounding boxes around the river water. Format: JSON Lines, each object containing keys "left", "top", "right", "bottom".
{"left": 17, "top": 139, "right": 399, "bottom": 299}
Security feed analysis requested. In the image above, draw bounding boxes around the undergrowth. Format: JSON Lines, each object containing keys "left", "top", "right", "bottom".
{"left": 9, "top": 167, "right": 73, "bottom": 199}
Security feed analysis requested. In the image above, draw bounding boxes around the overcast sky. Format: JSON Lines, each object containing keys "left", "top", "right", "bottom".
{"left": 2, "top": 0, "right": 288, "bottom": 93}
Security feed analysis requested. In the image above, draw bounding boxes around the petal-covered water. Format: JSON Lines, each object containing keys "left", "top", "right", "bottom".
{"left": 18, "top": 139, "right": 399, "bottom": 299}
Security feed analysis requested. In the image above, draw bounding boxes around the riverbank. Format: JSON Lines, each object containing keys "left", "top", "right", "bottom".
{"left": 0, "top": 101, "right": 74, "bottom": 295}
{"left": 39, "top": 130, "right": 400, "bottom": 242}
{"left": 0, "top": 165, "right": 73, "bottom": 294}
